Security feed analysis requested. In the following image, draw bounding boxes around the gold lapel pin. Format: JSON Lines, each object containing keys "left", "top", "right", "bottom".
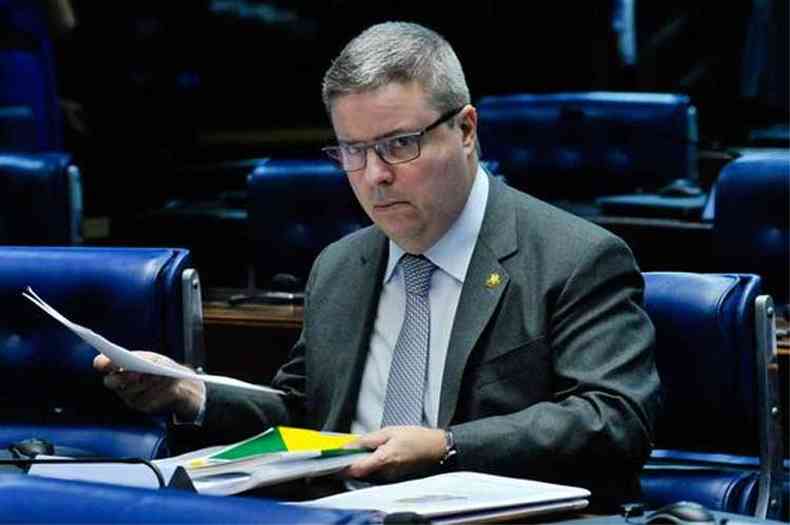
{"left": 485, "top": 272, "right": 502, "bottom": 288}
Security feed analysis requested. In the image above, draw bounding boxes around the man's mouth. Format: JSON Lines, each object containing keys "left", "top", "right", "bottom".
{"left": 374, "top": 201, "right": 407, "bottom": 210}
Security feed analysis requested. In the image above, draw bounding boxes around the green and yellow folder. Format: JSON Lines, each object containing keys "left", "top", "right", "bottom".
{"left": 186, "top": 426, "right": 364, "bottom": 477}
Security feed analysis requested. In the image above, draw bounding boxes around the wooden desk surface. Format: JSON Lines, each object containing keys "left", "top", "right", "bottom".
{"left": 203, "top": 288, "right": 304, "bottom": 329}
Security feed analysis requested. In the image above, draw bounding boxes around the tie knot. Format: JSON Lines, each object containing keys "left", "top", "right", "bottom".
{"left": 401, "top": 254, "right": 436, "bottom": 296}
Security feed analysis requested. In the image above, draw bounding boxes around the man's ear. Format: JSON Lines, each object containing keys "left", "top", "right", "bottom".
{"left": 460, "top": 105, "right": 478, "bottom": 152}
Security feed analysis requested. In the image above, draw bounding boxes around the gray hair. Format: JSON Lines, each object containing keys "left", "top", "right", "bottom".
{"left": 321, "top": 22, "right": 471, "bottom": 117}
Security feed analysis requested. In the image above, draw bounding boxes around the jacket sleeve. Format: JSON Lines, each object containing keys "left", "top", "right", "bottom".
{"left": 186, "top": 253, "right": 326, "bottom": 446}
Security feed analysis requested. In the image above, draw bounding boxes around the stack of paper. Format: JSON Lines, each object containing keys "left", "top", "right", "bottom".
{"left": 155, "top": 427, "right": 370, "bottom": 495}
{"left": 300, "top": 472, "right": 590, "bottom": 524}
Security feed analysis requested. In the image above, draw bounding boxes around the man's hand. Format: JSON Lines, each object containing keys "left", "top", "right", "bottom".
{"left": 346, "top": 426, "right": 446, "bottom": 482}
{"left": 92, "top": 352, "right": 205, "bottom": 421}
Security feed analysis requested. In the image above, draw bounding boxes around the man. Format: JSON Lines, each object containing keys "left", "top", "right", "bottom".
{"left": 95, "top": 21, "right": 660, "bottom": 506}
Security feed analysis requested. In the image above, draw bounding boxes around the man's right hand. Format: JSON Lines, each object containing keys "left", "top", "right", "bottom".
{"left": 92, "top": 352, "right": 205, "bottom": 422}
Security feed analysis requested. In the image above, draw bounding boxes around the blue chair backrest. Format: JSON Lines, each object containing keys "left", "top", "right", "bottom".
{"left": 641, "top": 272, "right": 785, "bottom": 518}
{"left": 0, "top": 152, "right": 82, "bottom": 244}
{"left": 476, "top": 92, "right": 697, "bottom": 200}
{"left": 0, "top": 0, "right": 62, "bottom": 151}
{"left": 0, "top": 246, "right": 197, "bottom": 458}
{"left": 644, "top": 272, "right": 763, "bottom": 456}
{"left": 713, "top": 152, "right": 790, "bottom": 311}
{"left": 247, "top": 159, "right": 370, "bottom": 288}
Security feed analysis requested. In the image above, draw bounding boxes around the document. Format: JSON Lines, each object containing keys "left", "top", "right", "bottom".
{"left": 299, "top": 471, "right": 590, "bottom": 524}
{"left": 28, "top": 456, "right": 182, "bottom": 490}
{"left": 153, "top": 426, "right": 370, "bottom": 496}
{"left": 22, "top": 287, "right": 283, "bottom": 395}
{"left": 171, "top": 453, "right": 367, "bottom": 496}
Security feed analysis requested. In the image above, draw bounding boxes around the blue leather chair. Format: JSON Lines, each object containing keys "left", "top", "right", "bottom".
{"left": 0, "top": 473, "right": 373, "bottom": 524}
{"left": 247, "top": 158, "right": 370, "bottom": 290}
{"left": 712, "top": 151, "right": 790, "bottom": 315}
{"left": 0, "top": 0, "right": 63, "bottom": 152}
{"left": 0, "top": 152, "right": 82, "bottom": 245}
{"left": 476, "top": 92, "right": 700, "bottom": 207}
{"left": 640, "top": 272, "right": 785, "bottom": 519}
{"left": 0, "top": 246, "right": 204, "bottom": 459}
{"left": 112, "top": 158, "right": 270, "bottom": 288}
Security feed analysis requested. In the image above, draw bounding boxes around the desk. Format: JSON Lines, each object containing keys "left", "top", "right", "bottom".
{"left": 202, "top": 288, "right": 304, "bottom": 384}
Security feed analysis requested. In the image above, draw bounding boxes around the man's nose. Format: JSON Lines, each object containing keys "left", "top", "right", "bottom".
{"left": 363, "top": 147, "right": 394, "bottom": 185}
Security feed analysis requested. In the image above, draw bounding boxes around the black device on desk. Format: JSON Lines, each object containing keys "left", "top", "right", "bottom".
{"left": 9, "top": 438, "right": 54, "bottom": 458}
{"left": 229, "top": 273, "right": 305, "bottom": 306}
{"left": 1, "top": 437, "right": 176, "bottom": 489}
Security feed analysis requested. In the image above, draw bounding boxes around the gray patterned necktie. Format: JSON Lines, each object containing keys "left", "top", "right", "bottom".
{"left": 381, "top": 254, "right": 437, "bottom": 427}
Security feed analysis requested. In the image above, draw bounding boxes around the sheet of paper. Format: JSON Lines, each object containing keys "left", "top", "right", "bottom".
{"left": 28, "top": 455, "right": 180, "bottom": 489}
{"left": 299, "top": 471, "right": 590, "bottom": 518}
{"left": 23, "top": 287, "right": 283, "bottom": 395}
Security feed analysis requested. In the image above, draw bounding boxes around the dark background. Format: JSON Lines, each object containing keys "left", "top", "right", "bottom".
{"left": 52, "top": 1, "right": 788, "bottom": 220}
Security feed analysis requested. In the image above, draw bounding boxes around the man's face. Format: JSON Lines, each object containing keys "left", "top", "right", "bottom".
{"left": 329, "top": 81, "right": 478, "bottom": 254}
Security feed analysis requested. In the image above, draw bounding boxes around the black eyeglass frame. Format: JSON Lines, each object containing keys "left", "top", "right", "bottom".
{"left": 322, "top": 105, "right": 466, "bottom": 172}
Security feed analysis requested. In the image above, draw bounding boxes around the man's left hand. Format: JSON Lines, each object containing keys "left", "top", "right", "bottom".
{"left": 346, "top": 426, "right": 446, "bottom": 482}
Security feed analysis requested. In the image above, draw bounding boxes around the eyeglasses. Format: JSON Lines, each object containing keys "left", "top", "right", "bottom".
{"left": 323, "top": 106, "right": 465, "bottom": 172}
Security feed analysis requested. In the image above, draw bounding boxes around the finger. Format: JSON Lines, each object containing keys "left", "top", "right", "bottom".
{"left": 353, "top": 431, "right": 390, "bottom": 450}
{"left": 347, "top": 436, "right": 404, "bottom": 479}
{"left": 346, "top": 449, "right": 388, "bottom": 479}
{"left": 93, "top": 354, "right": 117, "bottom": 373}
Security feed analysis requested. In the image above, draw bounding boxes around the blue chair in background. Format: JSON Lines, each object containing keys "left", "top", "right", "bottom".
{"left": 476, "top": 92, "right": 702, "bottom": 216}
{"left": 0, "top": 152, "right": 82, "bottom": 245}
{"left": 0, "top": 246, "right": 204, "bottom": 459}
{"left": 246, "top": 158, "right": 370, "bottom": 291}
{"left": 0, "top": 0, "right": 63, "bottom": 152}
{"left": 639, "top": 272, "right": 785, "bottom": 519}
{"left": 113, "top": 158, "right": 268, "bottom": 289}
{"left": 712, "top": 151, "right": 790, "bottom": 316}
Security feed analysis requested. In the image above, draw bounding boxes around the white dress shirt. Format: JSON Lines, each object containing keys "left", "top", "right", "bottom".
{"left": 351, "top": 166, "right": 489, "bottom": 434}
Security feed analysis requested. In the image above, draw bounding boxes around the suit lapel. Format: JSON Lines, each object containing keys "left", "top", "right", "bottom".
{"left": 323, "top": 229, "right": 388, "bottom": 431}
{"left": 438, "top": 177, "right": 519, "bottom": 427}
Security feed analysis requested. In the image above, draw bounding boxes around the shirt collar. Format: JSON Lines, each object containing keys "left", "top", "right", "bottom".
{"left": 384, "top": 165, "right": 490, "bottom": 284}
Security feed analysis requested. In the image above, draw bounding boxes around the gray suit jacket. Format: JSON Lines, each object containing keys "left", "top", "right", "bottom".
{"left": 199, "top": 175, "right": 661, "bottom": 502}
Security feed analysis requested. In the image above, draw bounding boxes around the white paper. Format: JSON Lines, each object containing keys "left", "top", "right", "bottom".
{"left": 177, "top": 453, "right": 370, "bottom": 496}
{"left": 150, "top": 438, "right": 370, "bottom": 495}
{"left": 299, "top": 471, "right": 590, "bottom": 518}
{"left": 28, "top": 455, "right": 180, "bottom": 489}
{"left": 23, "top": 287, "right": 283, "bottom": 395}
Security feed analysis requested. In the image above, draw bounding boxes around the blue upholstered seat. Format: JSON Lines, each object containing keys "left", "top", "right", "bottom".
{"left": 640, "top": 272, "right": 785, "bottom": 519}
{"left": 0, "top": 0, "right": 63, "bottom": 152}
{"left": 0, "top": 152, "right": 82, "bottom": 244}
{"left": 476, "top": 92, "right": 699, "bottom": 205}
{"left": 0, "top": 246, "right": 204, "bottom": 459}
{"left": 713, "top": 151, "right": 790, "bottom": 314}
{"left": 247, "top": 158, "right": 370, "bottom": 289}
{"left": 0, "top": 473, "right": 373, "bottom": 524}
